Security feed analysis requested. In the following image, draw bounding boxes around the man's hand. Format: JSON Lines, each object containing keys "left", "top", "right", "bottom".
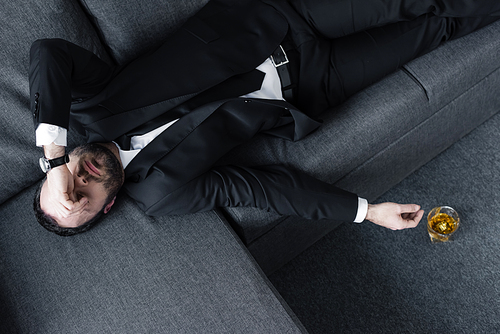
{"left": 44, "top": 165, "right": 88, "bottom": 219}
{"left": 42, "top": 143, "right": 87, "bottom": 219}
{"left": 365, "top": 202, "right": 424, "bottom": 230}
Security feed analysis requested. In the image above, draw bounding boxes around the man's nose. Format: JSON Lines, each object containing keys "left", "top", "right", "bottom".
{"left": 75, "top": 173, "right": 89, "bottom": 186}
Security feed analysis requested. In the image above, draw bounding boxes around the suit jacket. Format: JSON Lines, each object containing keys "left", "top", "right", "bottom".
{"left": 30, "top": 0, "right": 359, "bottom": 222}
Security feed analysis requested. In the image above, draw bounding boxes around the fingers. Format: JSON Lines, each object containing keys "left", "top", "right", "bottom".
{"left": 408, "top": 209, "right": 424, "bottom": 221}
{"left": 73, "top": 196, "right": 89, "bottom": 214}
{"left": 51, "top": 193, "right": 88, "bottom": 219}
{"left": 398, "top": 204, "right": 421, "bottom": 215}
{"left": 402, "top": 209, "right": 424, "bottom": 228}
{"left": 394, "top": 206, "right": 424, "bottom": 230}
{"left": 62, "top": 197, "right": 88, "bottom": 217}
{"left": 397, "top": 203, "right": 423, "bottom": 226}
{"left": 367, "top": 202, "right": 424, "bottom": 231}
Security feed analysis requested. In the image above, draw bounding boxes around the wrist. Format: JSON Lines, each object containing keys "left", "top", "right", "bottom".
{"left": 365, "top": 204, "right": 377, "bottom": 223}
{"left": 43, "top": 142, "right": 66, "bottom": 159}
{"left": 40, "top": 143, "right": 69, "bottom": 174}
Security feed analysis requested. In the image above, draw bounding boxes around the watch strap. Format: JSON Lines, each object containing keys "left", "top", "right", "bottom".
{"left": 40, "top": 154, "right": 70, "bottom": 173}
{"left": 48, "top": 154, "right": 70, "bottom": 169}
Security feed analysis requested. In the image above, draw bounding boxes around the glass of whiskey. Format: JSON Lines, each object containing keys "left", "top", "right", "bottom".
{"left": 427, "top": 206, "right": 460, "bottom": 243}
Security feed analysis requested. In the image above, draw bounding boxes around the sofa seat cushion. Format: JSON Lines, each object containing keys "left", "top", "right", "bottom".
{"left": 0, "top": 185, "right": 305, "bottom": 333}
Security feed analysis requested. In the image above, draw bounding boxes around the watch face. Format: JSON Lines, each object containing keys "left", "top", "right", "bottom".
{"left": 39, "top": 157, "right": 50, "bottom": 173}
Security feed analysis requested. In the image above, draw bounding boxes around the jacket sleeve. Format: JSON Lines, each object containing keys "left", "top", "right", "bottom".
{"left": 125, "top": 164, "right": 359, "bottom": 222}
{"left": 29, "top": 38, "right": 114, "bottom": 131}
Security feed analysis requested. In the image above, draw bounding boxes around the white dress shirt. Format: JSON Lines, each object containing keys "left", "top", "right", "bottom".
{"left": 36, "top": 57, "right": 368, "bottom": 222}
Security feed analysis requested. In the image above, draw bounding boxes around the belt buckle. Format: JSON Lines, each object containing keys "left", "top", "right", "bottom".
{"left": 271, "top": 45, "right": 289, "bottom": 68}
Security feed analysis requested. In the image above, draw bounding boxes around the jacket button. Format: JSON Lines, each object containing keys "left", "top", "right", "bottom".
{"left": 33, "top": 93, "right": 40, "bottom": 118}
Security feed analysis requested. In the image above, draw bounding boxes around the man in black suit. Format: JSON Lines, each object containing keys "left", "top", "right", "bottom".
{"left": 31, "top": 0, "right": 499, "bottom": 235}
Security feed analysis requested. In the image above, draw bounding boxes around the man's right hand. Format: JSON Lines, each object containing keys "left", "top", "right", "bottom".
{"left": 42, "top": 143, "right": 87, "bottom": 219}
{"left": 44, "top": 165, "right": 88, "bottom": 219}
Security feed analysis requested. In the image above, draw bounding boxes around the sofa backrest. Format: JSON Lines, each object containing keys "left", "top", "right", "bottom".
{"left": 77, "top": 0, "right": 209, "bottom": 64}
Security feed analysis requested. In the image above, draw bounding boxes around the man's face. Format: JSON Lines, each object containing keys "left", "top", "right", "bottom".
{"left": 40, "top": 143, "right": 124, "bottom": 228}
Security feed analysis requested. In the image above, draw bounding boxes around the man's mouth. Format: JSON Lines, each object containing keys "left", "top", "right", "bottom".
{"left": 84, "top": 160, "right": 101, "bottom": 177}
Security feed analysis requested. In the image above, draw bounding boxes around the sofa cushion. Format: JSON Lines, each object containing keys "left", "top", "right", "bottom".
{"left": 0, "top": 185, "right": 305, "bottom": 333}
{"left": 78, "top": 0, "right": 209, "bottom": 64}
{"left": 335, "top": 66, "right": 500, "bottom": 200}
{"left": 0, "top": 0, "right": 110, "bottom": 205}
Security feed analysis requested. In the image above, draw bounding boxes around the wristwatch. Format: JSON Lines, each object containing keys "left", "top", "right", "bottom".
{"left": 39, "top": 154, "right": 70, "bottom": 173}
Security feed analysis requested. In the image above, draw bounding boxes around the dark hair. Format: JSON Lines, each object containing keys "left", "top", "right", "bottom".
{"left": 33, "top": 182, "right": 104, "bottom": 236}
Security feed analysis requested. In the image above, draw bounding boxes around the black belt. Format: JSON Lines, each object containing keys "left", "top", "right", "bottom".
{"left": 271, "top": 45, "right": 294, "bottom": 102}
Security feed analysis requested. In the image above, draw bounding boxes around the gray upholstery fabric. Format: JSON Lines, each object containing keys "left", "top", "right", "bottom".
{"left": 0, "top": 185, "right": 305, "bottom": 333}
{"left": 270, "top": 112, "right": 500, "bottom": 333}
{"left": 217, "top": 20, "right": 500, "bottom": 274}
{"left": 0, "top": 0, "right": 109, "bottom": 206}
{"left": 221, "top": 207, "right": 285, "bottom": 245}
{"left": 336, "top": 66, "right": 500, "bottom": 200}
{"left": 246, "top": 216, "right": 344, "bottom": 275}
{"left": 78, "top": 0, "right": 210, "bottom": 64}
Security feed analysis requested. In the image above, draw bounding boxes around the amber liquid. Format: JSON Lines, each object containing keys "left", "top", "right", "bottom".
{"left": 428, "top": 212, "right": 458, "bottom": 241}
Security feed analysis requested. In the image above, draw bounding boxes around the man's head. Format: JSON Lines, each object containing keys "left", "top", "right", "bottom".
{"left": 34, "top": 143, "right": 125, "bottom": 236}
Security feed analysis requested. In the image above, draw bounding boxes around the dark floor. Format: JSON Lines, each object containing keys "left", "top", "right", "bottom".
{"left": 270, "top": 112, "right": 500, "bottom": 334}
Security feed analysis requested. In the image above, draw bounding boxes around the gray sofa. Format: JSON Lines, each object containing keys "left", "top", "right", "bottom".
{"left": 1, "top": 0, "right": 499, "bottom": 332}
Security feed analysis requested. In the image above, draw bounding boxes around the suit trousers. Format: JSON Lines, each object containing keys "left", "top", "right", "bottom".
{"left": 280, "top": 0, "right": 500, "bottom": 116}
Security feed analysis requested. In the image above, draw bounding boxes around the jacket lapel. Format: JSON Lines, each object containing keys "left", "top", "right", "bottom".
{"left": 124, "top": 97, "right": 322, "bottom": 182}
{"left": 124, "top": 98, "right": 232, "bottom": 181}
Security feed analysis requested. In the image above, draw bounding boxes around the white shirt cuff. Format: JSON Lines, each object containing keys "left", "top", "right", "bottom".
{"left": 36, "top": 123, "right": 67, "bottom": 147}
{"left": 353, "top": 197, "right": 368, "bottom": 223}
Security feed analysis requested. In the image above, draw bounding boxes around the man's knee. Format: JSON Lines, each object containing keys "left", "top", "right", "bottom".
{"left": 30, "top": 38, "right": 69, "bottom": 55}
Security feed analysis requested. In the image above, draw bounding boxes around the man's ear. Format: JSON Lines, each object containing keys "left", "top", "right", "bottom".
{"left": 104, "top": 196, "right": 116, "bottom": 214}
